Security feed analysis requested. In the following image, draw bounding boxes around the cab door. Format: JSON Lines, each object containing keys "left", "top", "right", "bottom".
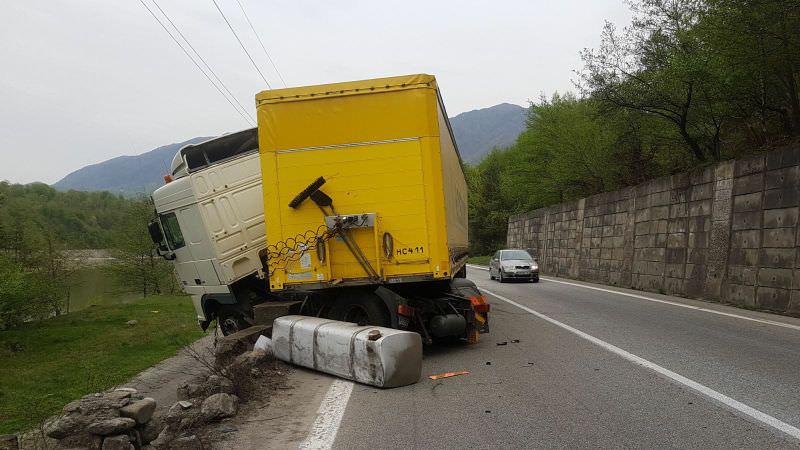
{"left": 160, "top": 210, "right": 201, "bottom": 287}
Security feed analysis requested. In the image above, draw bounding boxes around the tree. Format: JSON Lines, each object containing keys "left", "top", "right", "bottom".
{"left": 581, "top": 0, "right": 734, "bottom": 161}
{"left": 107, "top": 199, "right": 176, "bottom": 297}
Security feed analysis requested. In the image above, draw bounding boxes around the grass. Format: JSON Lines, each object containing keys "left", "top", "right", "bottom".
{"left": 0, "top": 295, "right": 204, "bottom": 434}
{"left": 467, "top": 255, "right": 491, "bottom": 266}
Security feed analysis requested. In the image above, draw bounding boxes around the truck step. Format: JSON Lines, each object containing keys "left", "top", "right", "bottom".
{"left": 253, "top": 301, "right": 302, "bottom": 327}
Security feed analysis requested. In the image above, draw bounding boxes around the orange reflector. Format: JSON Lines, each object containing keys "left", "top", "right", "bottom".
{"left": 469, "top": 294, "right": 487, "bottom": 306}
{"left": 397, "top": 304, "right": 415, "bottom": 317}
{"left": 163, "top": 174, "right": 173, "bottom": 183}
{"left": 473, "top": 303, "right": 490, "bottom": 313}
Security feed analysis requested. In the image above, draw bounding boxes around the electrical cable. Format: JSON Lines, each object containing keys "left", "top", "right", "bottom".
{"left": 136, "top": 0, "right": 255, "bottom": 126}
{"left": 210, "top": 0, "right": 272, "bottom": 88}
{"left": 150, "top": 0, "right": 256, "bottom": 123}
{"left": 232, "top": 0, "right": 287, "bottom": 87}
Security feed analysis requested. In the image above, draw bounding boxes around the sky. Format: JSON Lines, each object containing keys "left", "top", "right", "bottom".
{"left": 0, "top": 0, "right": 632, "bottom": 185}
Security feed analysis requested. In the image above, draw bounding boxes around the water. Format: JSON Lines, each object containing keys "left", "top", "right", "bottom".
{"left": 65, "top": 268, "right": 140, "bottom": 313}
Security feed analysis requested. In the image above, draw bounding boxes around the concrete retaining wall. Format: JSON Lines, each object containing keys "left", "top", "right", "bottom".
{"left": 506, "top": 146, "right": 800, "bottom": 314}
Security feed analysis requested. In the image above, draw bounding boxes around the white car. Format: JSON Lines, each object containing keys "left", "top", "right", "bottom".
{"left": 489, "top": 249, "right": 539, "bottom": 283}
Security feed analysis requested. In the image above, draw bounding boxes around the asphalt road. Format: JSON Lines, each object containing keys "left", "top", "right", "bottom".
{"left": 325, "top": 267, "right": 800, "bottom": 449}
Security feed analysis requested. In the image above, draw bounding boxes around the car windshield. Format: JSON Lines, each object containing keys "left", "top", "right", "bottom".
{"left": 501, "top": 250, "right": 532, "bottom": 261}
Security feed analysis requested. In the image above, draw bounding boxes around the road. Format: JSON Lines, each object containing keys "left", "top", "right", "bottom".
{"left": 294, "top": 266, "right": 800, "bottom": 449}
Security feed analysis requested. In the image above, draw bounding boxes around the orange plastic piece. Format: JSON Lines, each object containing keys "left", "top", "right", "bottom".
{"left": 428, "top": 371, "right": 470, "bottom": 380}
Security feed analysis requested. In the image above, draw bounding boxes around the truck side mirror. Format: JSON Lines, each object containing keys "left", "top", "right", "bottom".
{"left": 148, "top": 221, "right": 164, "bottom": 244}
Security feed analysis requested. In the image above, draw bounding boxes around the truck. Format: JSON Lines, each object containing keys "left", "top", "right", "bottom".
{"left": 149, "top": 74, "right": 489, "bottom": 343}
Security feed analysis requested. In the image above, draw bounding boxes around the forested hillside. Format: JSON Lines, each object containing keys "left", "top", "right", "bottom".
{"left": 468, "top": 0, "right": 800, "bottom": 254}
{"left": 0, "top": 183, "right": 174, "bottom": 329}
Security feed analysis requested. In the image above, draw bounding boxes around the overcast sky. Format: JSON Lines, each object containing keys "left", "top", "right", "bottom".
{"left": 0, "top": 0, "right": 632, "bottom": 185}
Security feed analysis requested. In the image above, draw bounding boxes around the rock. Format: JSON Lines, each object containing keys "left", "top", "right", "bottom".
{"left": 176, "top": 383, "right": 203, "bottom": 401}
{"left": 202, "top": 375, "right": 234, "bottom": 395}
{"left": 87, "top": 418, "right": 136, "bottom": 436}
{"left": 230, "top": 349, "right": 267, "bottom": 373}
{"left": 101, "top": 434, "right": 132, "bottom": 450}
{"left": 114, "top": 388, "right": 138, "bottom": 394}
{"left": 126, "top": 320, "right": 138, "bottom": 326}
{"left": 63, "top": 400, "right": 82, "bottom": 413}
{"left": 166, "top": 402, "right": 204, "bottom": 429}
{"left": 57, "top": 432, "right": 103, "bottom": 449}
{"left": 0, "top": 435, "right": 18, "bottom": 450}
{"left": 106, "top": 390, "right": 132, "bottom": 401}
{"left": 178, "top": 401, "right": 193, "bottom": 409}
{"left": 139, "top": 412, "right": 163, "bottom": 444}
{"left": 149, "top": 426, "right": 174, "bottom": 449}
{"left": 169, "top": 434, "right": 203, "bottom": 450}
{"left": 200, "top": 393, "right": 238, "bottom": 420}
{"left": 46, "top": 416, "right": 84, "bottom": 439}
{"left": 120, "top": 398, "right": 156, "bottom": 424}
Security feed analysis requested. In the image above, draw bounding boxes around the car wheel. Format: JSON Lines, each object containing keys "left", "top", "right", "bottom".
{"left": 498, "top": 270, "right": 505, "bottom": 283}
{"left": 532, "top": 277, "right": 539, "bottom": 283}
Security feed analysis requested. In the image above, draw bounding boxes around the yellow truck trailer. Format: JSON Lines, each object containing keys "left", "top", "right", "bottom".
{"left": 255, "top": 74, "right": 488, "bottom": 342}
{"left": 257, "top": 74, "right": 468, "bottom": 290}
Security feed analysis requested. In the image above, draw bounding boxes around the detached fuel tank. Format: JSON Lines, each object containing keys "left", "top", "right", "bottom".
{"left": 272, "top": 315, "right": 422, "bottom": 388}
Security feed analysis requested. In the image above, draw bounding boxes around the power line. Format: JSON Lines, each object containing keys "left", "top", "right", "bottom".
{"left": 233, "top": 0, "right": 287, "bottom": 87}
{"left": 210, "top": 0, "right": 272, "bottom": 89}
{"left": 136, "top": 0, "right": 255, "bottom": 126}
{"left": 150, "top": 0, "right": 255, "bottom": 122}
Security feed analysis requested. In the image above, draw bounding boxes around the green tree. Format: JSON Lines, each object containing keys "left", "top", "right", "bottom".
{"left": 107, "top": 200, "right": 176, "bottom": 297}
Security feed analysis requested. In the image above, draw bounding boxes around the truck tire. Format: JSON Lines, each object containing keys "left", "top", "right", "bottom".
{"left": 329, "top": 292, "right": 391, "bottom": 327}
{"left": 218, "top": 306, "right": 250, "bottom": 336}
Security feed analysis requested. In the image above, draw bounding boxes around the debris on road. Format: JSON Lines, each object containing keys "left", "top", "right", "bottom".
{"left": 428, "top": 371, "right": 470, "bottom": 380}
{"left": 496, "top": 341, "right": 508, "bottom": 346}
{"left": 511, "top": 339, "right": 520, "bottom": 343}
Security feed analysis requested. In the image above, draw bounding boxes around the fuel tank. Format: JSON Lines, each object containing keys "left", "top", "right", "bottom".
{"left": 271, "top": 315, "right": 422, "bottom": 388}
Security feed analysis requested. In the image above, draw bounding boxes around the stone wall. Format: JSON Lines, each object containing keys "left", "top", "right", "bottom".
{"left": 506, "top": 146, "right": 800, "bottom": 314}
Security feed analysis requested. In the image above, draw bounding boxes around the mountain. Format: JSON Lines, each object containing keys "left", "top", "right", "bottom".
{"left": 52, "top": 137, "right": 210, "bottom": 195}
{"left": 52, "top": 103, "right": 527, "bottom": 194}
{"left": 450, "top": 103, "right": 528, "bottom": 164}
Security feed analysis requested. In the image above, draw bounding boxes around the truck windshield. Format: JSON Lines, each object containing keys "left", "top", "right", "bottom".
{"left": 501, "top": 250, "right": 532, "bottom": 261}
{"left": 160, "top": 212, "right": 185, "bottom": 250}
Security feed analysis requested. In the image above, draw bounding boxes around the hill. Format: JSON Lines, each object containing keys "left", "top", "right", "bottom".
{"left": 52, "top": 137, "right": 210, "bottom": 195}
{"left": 52, "top": 103, "right": 527, "bottom": 194}
{"left": 450, "top": 103, "right": 528, "bottom": 163}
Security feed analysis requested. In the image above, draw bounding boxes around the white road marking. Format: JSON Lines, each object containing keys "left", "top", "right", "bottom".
{"left": 466, "top": 264, "right": 800, "bottom": 332}
{"left": 298, "top": 379, "right": 354, "bottom": 450}
{"left": 480, "top": 286, "right": 800, "bottom": 442}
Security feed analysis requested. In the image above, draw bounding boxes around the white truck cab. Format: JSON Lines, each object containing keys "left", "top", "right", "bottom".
{"left": 149, "top": 128, "right": 269, "bottom": 333}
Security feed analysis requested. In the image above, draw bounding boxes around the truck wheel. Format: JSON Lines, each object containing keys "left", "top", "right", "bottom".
{"left": 329, "top": 293, "right": 390, "bottom": 327}
{"left": 218, "top": 306, "right": 249, "bottom": 336}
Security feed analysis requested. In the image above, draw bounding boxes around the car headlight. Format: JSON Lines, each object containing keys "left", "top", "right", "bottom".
{"left": 531, "top": 263, "right": 539, "bottom": 271}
